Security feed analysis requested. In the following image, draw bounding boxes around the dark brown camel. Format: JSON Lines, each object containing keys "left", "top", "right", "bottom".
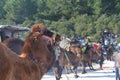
{"left": 70, "top": 39, "right": 96, "bottom": 74}
{"left": 106, "top": 44, "right": 114, "bottom": 60}
{"left": 58, "top": 38, "right": 80, "bottom": 78}
{"left": 79, "top": 43, "right": 96, "bottom": 74}
{"left": 3, "top": 38, "right": 24, "bottom": 55}
{"left": 0, "top": 32, "right": 53, "bottom": 80}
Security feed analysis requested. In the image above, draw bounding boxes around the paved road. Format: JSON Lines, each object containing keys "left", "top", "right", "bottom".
{"left": 42, "top": 60, "right": 115, "bottom": 80}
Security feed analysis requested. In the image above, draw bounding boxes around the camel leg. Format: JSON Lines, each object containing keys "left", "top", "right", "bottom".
{"left": 81, "top": 61, "right": 87, "bottom": 74}
{"left": 99, "top": 56, "right": 104, "bottom": 70}
{"left": 53, "top": 60, "right": 63, "bottom": 80}
{"left": 88, "top": 60, "right": 95, "bottom": 71}
{"left": 72, "top": 66, "right": 79, "bottom": 78}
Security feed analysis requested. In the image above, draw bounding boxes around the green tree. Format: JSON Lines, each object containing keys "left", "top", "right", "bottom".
{"left": 0, "top": 0, "right": 6, "bottom": 19}
{"left": 35, "top": 0, "right": 74, "bottom": 21}
{"left": 4, "top": 0, "right": 37, "bottom": 24}
{"left": 101, "top": 0, "right": 118, "bottom": 14}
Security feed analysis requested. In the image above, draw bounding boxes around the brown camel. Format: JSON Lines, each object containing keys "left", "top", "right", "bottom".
{"left": 0, "top": 32, "right": 53, "bottom": 80}
{"left": 3, "top": 38, "right": 24, "bottom": 55}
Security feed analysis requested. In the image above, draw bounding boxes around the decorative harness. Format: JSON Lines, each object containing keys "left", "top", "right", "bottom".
{"left": 42, "top": 35, "right": 53, "bottom": 46}
{"left": 28, "top": 35, "right": 53, "bottom": 67}
{"left": 29, "top": 54, "right": 47, "bottom": 67}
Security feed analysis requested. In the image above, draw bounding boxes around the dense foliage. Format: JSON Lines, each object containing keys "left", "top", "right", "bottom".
{"left": 0, "top": 0, "right": 120, "bottom": 41}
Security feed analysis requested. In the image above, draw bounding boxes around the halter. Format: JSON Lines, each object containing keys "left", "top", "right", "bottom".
{"left": 42, "top": 35, "right": 53, "bottom": 46}
{"left": 29, "top": 54, "right": 46, "bottom": 67}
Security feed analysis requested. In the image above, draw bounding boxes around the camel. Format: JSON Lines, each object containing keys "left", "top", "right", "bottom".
{"left": 0, "top": 32, "right": 53, "bottom": 80}
{"left": 2, "top": 23, "right": 62, "bottom": 80}
{"left": 3, "top": 38, "right": 24, "bottom": 55}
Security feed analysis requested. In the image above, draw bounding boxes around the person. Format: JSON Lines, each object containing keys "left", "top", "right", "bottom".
{"left": 101, "top": 29, "right": 111, "bottom": 50}
{"left": 85, "top": 37, "right": 91, "bottom": 45}
{"left": 53, "top": 42, "right": 63, "bottom": 80}
{"left": 59, "top": 36, "right": 70, "bottom": 51}
{"left": 92, "top": 42, "right": 99, "bottom": 53}
{"left": 103, "top": 30, "right": 110, "bottom": 41}
{"left": 80, "top": 37, "right": 86, "bottom": 46}
{"left": 93, "top": 41, "right": 104, "bottom": 70}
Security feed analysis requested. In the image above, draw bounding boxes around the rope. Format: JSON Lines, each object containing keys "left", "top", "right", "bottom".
{"left": 55, "top": 47, "right": 60, "bottom": 60}
{"left": 63, "top": 51, "right": 70, "bottom": 62}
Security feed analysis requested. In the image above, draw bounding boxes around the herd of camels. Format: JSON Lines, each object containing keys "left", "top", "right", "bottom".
{"left": 0, "top": 23, "right": 115, "bottom": 80}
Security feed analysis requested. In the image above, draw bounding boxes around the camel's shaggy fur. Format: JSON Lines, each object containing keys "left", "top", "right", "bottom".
{"left": 0, "top": 32, "right": 53, "bottom": 80}
{"left": 3, "top": 38, "right": 24, "bottom": 55}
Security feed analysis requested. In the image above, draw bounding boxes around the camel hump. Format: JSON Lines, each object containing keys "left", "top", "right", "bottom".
{"left": 3, "top": 38, "right": 24, "bottom": 55}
